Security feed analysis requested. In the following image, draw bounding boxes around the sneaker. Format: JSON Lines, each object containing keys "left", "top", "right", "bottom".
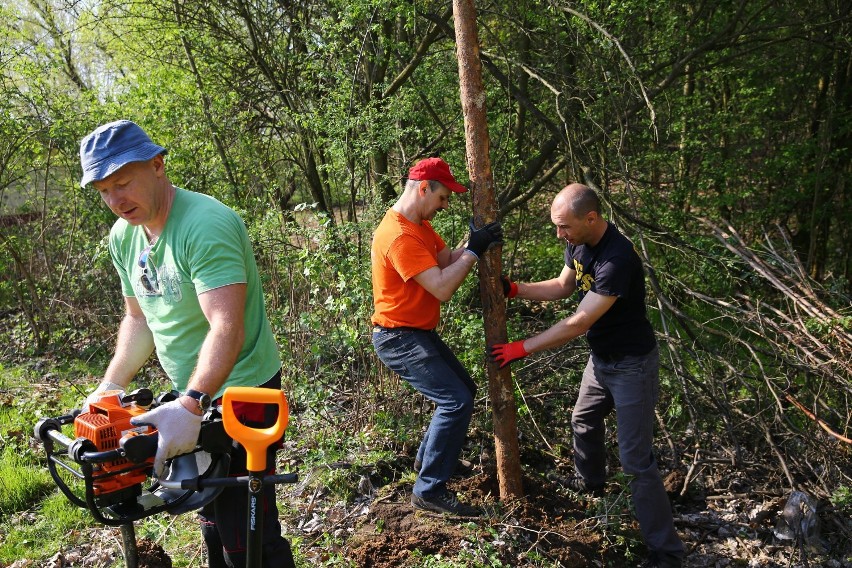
{"left": 411, "top": 490, "right": 480, "bottom": 517}
{"left": 547, "top": 472, "right": 605, "bottom": 497}
{"left": 414, "top": 458, "right": 475, "bottom": 477}
{"left": 641, "top": 551, "right": 683, "bottom": 568}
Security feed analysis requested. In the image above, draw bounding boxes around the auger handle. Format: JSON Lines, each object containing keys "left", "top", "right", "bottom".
{"left": 221, "top": 387, "right": 289, "bottom": 472}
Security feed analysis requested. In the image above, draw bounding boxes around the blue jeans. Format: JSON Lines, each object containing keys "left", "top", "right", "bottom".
{"left": 571, "top": 345, "right": 684, "bottom": 557}
{"left": 372, "top": 328, "right": 476, "bottom": 498}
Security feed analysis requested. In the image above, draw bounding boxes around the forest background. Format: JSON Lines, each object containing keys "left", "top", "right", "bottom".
{"left": 1, "top": 0, "right": 850, "bottom": 566}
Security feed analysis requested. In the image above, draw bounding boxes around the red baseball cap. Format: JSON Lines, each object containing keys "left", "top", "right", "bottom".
{"left": 408, "top": 157, "right": 468, "bottom": 193}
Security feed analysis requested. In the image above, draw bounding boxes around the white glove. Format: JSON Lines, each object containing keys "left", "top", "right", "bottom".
{"left": 82, "top": 381, "right": 125, "bottom": 413}
{"left": 130, "top": 399, "right": 202, "bottom": 477}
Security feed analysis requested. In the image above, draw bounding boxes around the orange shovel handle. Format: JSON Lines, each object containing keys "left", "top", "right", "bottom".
{"left": 222, "top": 387, "right": 289, "bottom": 472}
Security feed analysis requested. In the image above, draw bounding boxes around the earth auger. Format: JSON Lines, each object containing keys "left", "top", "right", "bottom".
{"left": 34, "top": 385, "right": 296, "bottom": 568}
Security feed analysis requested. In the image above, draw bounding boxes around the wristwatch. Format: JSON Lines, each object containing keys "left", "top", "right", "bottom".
{"left": 184, "top": 389, "right": 212, "bottom": 414}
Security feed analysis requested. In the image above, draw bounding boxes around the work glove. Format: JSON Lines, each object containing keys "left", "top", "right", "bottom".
{"left": 130, "top": 398, "right": 202, "bottom": 477}
{"left": 501, "top": 275, "right": 518, "bottom": 298}
{"left": 491, "top": 340, "right": 530, "bottom": 369}
{"left": 465, "top": 220, "right": 503, "bottom": 259}
{"left": 82, "top": 381, "right": 126, "bottom": 413}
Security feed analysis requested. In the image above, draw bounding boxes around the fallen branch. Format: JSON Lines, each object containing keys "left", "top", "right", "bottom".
{"left": 785, "top": 392, "right": 852, "bottom": 445}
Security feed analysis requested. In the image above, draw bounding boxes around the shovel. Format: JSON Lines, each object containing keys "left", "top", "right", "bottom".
{"left": 221, "top": 386, "right": 290, "bottom": 568}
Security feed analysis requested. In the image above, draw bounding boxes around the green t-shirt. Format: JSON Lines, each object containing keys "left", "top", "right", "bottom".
{"left": 109, "top": 188, "right": 281, "bottom": 398}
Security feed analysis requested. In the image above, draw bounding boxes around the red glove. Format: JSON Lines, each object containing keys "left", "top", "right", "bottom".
{"left": 501, "top": 275, "right": 518, "bottom": 298}
{"left": 491, "top": 340, "right": 529, "bottom": 368}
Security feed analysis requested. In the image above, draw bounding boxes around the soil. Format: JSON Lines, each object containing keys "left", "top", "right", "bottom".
{"left": 134, "top": 539, "right": 172, "bottom": 568}
{"left": 7, "top": 454, "right": 850, "bottom": 567}
{"left": 295, "top": 453, "right": 852, "bottom": 568}
{"left": 345, "top": 468, "right": 597, "bottom": 567}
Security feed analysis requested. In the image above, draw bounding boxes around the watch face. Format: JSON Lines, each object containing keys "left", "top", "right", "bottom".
{"left": 186, "top": 389, "right": 212, "bottom": 411}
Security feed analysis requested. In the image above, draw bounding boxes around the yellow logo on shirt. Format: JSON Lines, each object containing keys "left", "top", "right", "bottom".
{"left": 573, "top": 258, "right": 594, "bottom": 292}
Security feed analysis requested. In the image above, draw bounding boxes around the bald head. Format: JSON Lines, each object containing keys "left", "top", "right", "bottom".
{"left": 550, "top": 184, "right": 607, "bottom": 247}
{"left": 552, "top": 183, "right": 600, "bottom": 217}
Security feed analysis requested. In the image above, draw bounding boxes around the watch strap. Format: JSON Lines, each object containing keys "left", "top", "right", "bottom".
{"left": 184, "top": 389, "right": 211, "bottom": 412}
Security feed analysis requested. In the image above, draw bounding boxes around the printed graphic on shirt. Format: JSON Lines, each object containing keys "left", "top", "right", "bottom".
{"left": 134, "top": 261, "right": 182, "bottom": 303}
{"left": 573, "top": 258, "right": 594, "bottom": 292}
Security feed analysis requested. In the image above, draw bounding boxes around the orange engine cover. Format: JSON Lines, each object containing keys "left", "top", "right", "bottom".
{"left": 74, "top": 391, "right": 156, "bottom": 496}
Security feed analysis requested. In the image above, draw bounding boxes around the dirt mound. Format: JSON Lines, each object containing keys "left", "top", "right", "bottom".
{"left": 135, "top": 538, "right": 172, "bottom": 568}
{"left": 347, "top": 499, "right": 469, "bottom": 566}
{"left": 345, "top": 466, "right": 601, "bottom": 567}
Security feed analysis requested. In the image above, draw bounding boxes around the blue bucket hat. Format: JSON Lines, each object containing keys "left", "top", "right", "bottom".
{"left": 79, "top": 120, "right": 167, "bottom": 188}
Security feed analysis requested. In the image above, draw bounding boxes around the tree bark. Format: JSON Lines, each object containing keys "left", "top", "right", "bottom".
{"left": 452, "top": 0, "right": 524, "bottom": 500}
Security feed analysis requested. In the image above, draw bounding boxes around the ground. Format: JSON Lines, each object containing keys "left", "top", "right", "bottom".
{"left": 8, "top": 385, "right": 851, "bottom": 568}
{"left": 8, "top": 453, "right": 850, "bottom": 567}
{"left": 344, "top": 468, "right": 596, "bottom": 567}
{"left": 288, "top": 453, "right": 852, "bottom": 568}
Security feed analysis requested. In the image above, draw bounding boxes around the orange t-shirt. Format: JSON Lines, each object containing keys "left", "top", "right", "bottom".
{"left": 371, "top": 209, "right": 447, "bottom": 329}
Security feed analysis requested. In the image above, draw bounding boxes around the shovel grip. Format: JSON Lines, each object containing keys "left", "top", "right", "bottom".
{"left": 221, "top": 387, "right": 289, "bottom": 472}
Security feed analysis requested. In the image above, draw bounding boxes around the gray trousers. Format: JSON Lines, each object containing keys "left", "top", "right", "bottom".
{"left": 571, "top": 345, "right": 684, "bottom": 556}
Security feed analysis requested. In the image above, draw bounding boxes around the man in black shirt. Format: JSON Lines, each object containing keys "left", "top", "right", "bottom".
{"left": 491, "top": 184, "right": 684, "bottom": 568}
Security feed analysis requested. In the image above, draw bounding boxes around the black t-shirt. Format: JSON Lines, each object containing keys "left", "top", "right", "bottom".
{"left": 564, "top": 222, "right": 655, "bottom": 356}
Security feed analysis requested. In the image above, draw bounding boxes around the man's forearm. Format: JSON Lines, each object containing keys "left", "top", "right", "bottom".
{"left": 414, "top": 251, "right": 478, "bottom": 302}
{"left": 436, "top": 251, "right": 478, "bottom": 302}
{"left": 522, "top": 292, "right": 614, "bottom": 353}
{"left": 448, "top": 247, "right": 468, "bottom": 264}
{"left": 103, "top": 312, "right": 155, "bottom": 386}
{"left": 187, "top": 324, "right": 245, "bottom": 396}
{"left": 517, "top": 279, "right": 574, "bottom": 301}
{"left": 523, "top": 319, "right": 583, "bottom": 353}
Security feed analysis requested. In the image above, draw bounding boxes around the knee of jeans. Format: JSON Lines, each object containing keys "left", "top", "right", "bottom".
{"left": 459, "top": 397, "right": 475, "bottom": 417}
{"left": 620, "top": 451, "right": 658, "bottom": 477}
{"left": 441, "top": 394, "right": 474, "bottom": 417}
{"left": 571, "top": 413, "right": 596, "bottom": 434}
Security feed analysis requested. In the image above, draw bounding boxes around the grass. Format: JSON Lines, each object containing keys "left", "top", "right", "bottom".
{"left": 0, "top": 356, "right": 687, "bottom": 568}
{"left": 135, "top": 512, "right": 204, "bottom": 568}
{"left": 0, "top": 491, "right": 91, "bottom": 564}
{"left": 0, "top": 364, "right": 96, "bottom": 565}
{"left": 0, "top": 446, "right": 53, "bottom": 515}
{"left": 0, "top": 360, "right": 381, "bottom": 567}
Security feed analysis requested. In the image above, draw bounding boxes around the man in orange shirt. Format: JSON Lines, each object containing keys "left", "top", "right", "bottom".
{"left": 371, "top": 157, "right": 502, "bottom": 516}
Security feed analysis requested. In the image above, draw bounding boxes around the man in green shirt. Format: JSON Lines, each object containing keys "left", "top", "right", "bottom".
{"left": 79, "top": 119, "right": 294, "bottom": 568}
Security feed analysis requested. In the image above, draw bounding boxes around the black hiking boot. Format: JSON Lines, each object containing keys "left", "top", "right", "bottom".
{"left": 641, "top": 551, "right": 683, "bottom": 567}
{"left": 547, "top": 472, "right": 605, "bottom": 497}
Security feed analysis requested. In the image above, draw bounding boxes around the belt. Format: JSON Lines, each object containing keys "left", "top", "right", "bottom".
{"left": 372, "top": 325, "right": 431, "bottom": 333}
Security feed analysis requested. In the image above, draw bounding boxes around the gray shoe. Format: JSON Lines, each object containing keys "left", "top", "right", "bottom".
{"left": 547, "top": 472, "right": 605, "bottom": 497}
{"left": 411, "top": 490, "right": 480, "bottom": 517}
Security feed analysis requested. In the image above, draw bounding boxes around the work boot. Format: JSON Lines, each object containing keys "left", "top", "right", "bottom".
{"left": 414, "top": 458, "right": 475, "bottom": 477}
{"left": 641, "top": 551, "right": 683, "bottom": 567}
{"left": 411, "top": 489, "right": 480, "bottom": 517}
{"left": 547, "top": 472, "right": 605, "bottom": 497}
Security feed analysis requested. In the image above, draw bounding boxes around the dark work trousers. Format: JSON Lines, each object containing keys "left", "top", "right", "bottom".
{"left": 199, "top": 371, "right": 295, "bottom": 568}
{"left": 571, "top": 346, "right": 684, "bottom": 558}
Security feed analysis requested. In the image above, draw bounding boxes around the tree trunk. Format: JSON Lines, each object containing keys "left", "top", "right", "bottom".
{"left": 452, "top": 0, "right": 524, "bottom": 500}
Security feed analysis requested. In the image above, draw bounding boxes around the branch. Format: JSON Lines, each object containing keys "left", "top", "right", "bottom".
{"left": 383, "top": 8, "right": 451, "bottom": 99}
{"left": 785, "top": 392, "right": 852, "bottom": 445}
{"left": 558, "top": 5, "right": 657, "bottom": 140}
